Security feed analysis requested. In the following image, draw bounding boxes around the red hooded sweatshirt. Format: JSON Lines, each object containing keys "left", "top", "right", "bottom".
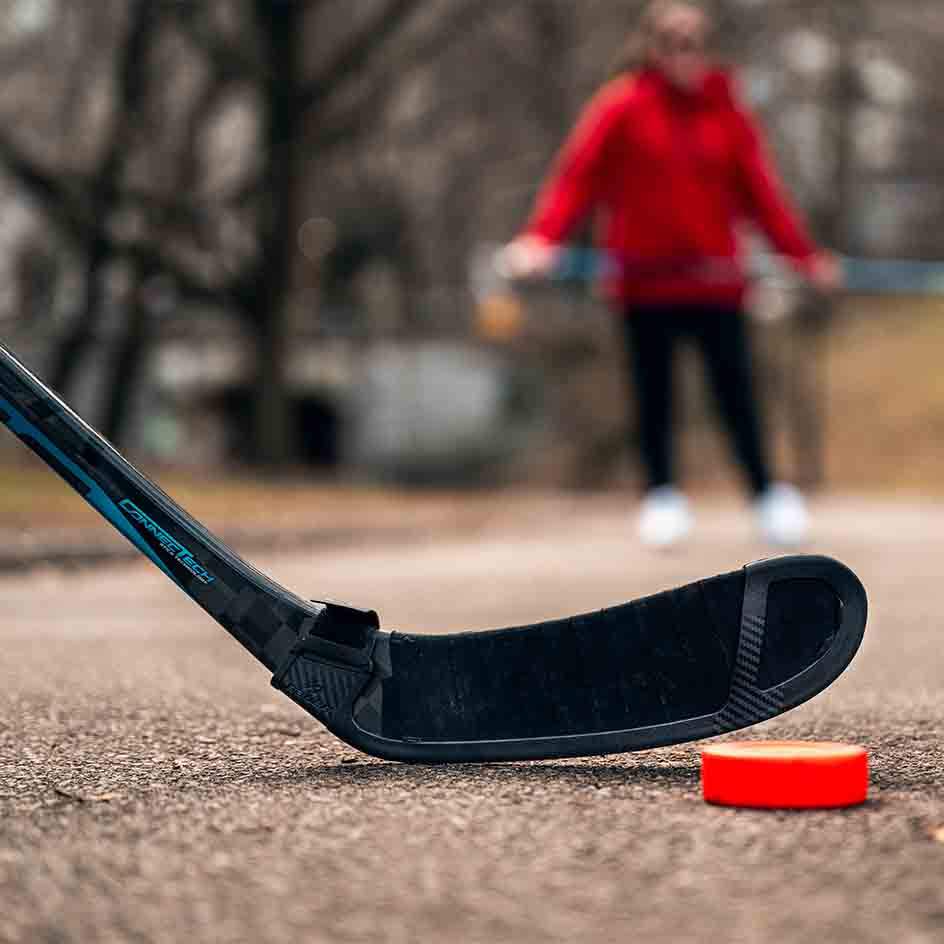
{"left": 524, "top": 67, "right": 818, "bottom": 307}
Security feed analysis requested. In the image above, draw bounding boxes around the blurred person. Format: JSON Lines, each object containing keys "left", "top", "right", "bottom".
{"left": 502, "top": 0, "right": 841, "bottom": 548}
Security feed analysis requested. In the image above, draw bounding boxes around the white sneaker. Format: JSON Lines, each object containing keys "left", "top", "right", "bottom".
{"left": 756, "top": 483, "right": 810, "bottom": 547}
{"left": 637, "top": 486, "right": 694, "bottom": 549}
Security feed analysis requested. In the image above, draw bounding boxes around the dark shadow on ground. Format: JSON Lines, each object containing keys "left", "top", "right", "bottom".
{"left": 247, "top": 759, "right": 702, "bottom": 792}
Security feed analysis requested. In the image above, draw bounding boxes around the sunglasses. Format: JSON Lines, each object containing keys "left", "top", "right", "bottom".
{"left": 655, "top": 31, "right": 705, "bottom": 55}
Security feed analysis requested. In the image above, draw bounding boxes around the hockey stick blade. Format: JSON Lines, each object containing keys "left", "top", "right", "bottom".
{"left": 0, "top": 342, "right": 867, "bottom": 763}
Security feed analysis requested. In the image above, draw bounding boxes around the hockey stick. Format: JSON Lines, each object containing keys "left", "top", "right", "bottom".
{"left": 477, "top": 244, "right": 944, "bottom": 295}
{"left": 0, "top": 341, "right": 867, "bottom": 763}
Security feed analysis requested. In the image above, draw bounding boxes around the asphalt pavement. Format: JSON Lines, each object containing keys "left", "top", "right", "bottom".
{"left": 0, "top": 496, "right": 942, "bottom": 943}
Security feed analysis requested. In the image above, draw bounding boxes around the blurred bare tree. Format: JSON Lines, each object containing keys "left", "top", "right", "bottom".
{"left": 0, "top": 0, "right": 942, "bottom": 479}
{"left": 0, "top": 0, "right": 504, "bottom": 461}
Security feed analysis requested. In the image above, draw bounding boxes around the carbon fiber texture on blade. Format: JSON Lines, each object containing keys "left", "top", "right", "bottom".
{"left": 374, "top": 570, "right": 746, "bottom": 742}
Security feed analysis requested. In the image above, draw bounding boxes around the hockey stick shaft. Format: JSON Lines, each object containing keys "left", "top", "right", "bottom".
{"left": 0, "top": 341, "right": 340, "bottom": 672}
{"left": 476, "top": 244, "right": 944, "bottom": 295}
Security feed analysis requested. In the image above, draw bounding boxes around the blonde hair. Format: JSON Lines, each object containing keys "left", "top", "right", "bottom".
{"left": 610, "top": 1, "right": 713, "bottom": 77}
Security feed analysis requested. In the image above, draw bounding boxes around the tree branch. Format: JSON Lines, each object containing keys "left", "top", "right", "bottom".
{"left": 296, "top": 0, "right": 424, "bottom": 114}
{"left": 0, "top": 131, "right": 237, "bottom": 310}
{"left": 166, "top": 2, "right": 266, "bottom": 83}
{"left": 308, "top": 0, "right": 507, "bottom": 150}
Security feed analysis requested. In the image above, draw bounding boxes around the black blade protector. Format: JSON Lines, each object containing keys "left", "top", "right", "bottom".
{"left": 0, "top": 342, "right": 867, "bottom": 762}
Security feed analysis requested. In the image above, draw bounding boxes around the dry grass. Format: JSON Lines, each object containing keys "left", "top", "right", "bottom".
{"left": 0, "top": 297, "right": 941, "bottom": 534}
{"left": 825, "top": 298, "right": 944, "bottom": 492}
{"left": 0, "top": 461, "right": 504, "bottom": 533}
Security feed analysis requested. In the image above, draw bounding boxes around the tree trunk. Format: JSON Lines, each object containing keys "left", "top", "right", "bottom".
{"left": 250, "top": 1, "right": 304, "bottom": 467}
{"left": 102, "top": 263, "right": 152, "bottom": 445}
{"left": 51, "top": 0, "right": 153, "bottom": 404}
{"left": 49, "top": 237, "right": 110, "bottom": 395}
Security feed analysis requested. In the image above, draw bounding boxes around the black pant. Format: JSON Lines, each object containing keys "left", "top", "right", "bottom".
{"left": 623, "top": 304, "right": 771, "bottom": 496}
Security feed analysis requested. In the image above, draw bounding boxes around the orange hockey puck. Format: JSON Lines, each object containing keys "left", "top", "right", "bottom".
{"left": 701, "top": 741, "right": 868, "bottom": 809}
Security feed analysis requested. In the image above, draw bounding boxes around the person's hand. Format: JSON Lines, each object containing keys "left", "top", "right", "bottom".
{"left": 496, "top": 236, "right": 560, "bottom": 281}
{"left": 808, "top": 251, "right": 845, "bottom": 294}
